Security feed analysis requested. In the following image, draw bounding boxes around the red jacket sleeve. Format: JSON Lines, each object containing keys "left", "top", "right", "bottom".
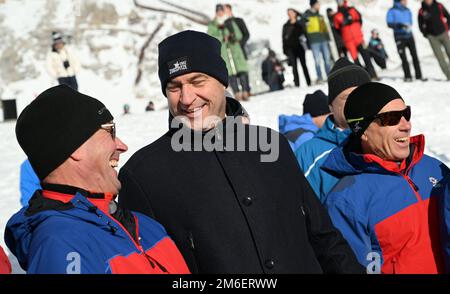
{"left": 0, "top": 246, "right": 11, "bottom": 274}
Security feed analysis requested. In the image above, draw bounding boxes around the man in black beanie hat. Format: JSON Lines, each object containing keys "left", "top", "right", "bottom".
{"left": 6, "top": 85, "right": 190, "bottom": 274}
{"left": 279, "top": 90, "right": 330, "bottom": 151}
{"left": 295, "top": 57, "right": 371, "bottom": 202}
{"left": 322, "top": 82, "right": 449, "bottom": 273}
{"left": 119, "top": 30, "right": 363, "bottom": 274}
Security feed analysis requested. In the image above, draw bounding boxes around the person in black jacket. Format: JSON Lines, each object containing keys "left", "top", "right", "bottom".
{"left": 282, "top": 8, "right": 312, "bottom": 87}
{"left": 117, "top": 30, "right": 364, "bottom": 274}
{"left": 262, "top": 49, "right": 285, "bottom": 91}
{"left": 327, "top": 8, "right": 347, "bottom": 58}
{"left": 419, "top": 0, "right": 450, "bottom": 80}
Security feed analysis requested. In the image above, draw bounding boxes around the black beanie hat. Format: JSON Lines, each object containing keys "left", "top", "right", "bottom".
{"left": 303, "top": 90, "right": 331, "bottom": 117}
{"left": 158, "top": 30, "right": 229, "bottom": 97}
{"left": 310, "top": 0, "right": 318, "bottom": 7}
{"left": 327, "top": 58, "right": 371, "bottom": 105}
{"left": 16, "top": 85, "right": 113, "bottom": 180}
{"left": 344, "top": 82, "right": 404, "bottom": 137}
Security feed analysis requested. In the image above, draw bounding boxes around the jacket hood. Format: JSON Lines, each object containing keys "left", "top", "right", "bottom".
{"left": 5, "top": 189, "right": 127, "bottom": 271}
{"left": 322, "top": 134, "right": 425, "bottom": 177}
{"left": 314, "top": 116, "right": 351, "bottom": 145}
{"left": 278, "top": 114, "right": 318, "bottom": 134}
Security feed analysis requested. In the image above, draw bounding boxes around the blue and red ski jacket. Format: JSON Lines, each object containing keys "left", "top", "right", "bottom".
{"left": 323, "top": 135, "right": 449, "bottom": 274}
{"left": 4, "top": 185, "right": 190, "bottom": 274}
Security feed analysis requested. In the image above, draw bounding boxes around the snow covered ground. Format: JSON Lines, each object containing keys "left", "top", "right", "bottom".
{"left": 0, "top": 0, "right": 449, "bottom": 273}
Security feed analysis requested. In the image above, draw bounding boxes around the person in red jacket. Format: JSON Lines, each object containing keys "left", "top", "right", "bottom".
{"left": 334, "top": 0, "right": 378, "bottom": 79}
{"left": 0, "top": 246, "right": 12, "bottom": 274}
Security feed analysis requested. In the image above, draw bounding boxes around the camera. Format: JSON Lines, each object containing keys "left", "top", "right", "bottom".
{"left": 63, "top": 60, "right": 70, "bottom": 69}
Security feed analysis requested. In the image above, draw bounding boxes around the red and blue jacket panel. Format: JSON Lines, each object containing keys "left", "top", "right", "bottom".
{"left": 4, "top": 187, "right": 190, "bottom": 274}
{"left": 323, "top": 135, "right": 448, "bottom": 273}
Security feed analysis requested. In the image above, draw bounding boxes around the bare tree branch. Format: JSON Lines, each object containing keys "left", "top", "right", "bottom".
{"left": 134, "top": 0, "right": 209, "bottom": 26}
{"left": 135, "top": 21, "right": 164, "bottom": 86}
{"left": 158, "top": 0, "right": 210, "bottom": 23}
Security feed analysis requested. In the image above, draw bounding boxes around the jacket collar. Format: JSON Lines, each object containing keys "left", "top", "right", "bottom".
{"left": 315, "top": 116, "right": 351, "bottom": 145}
{"left": 41, "top": 183, "right": 115, "bottom": 215}
{"left": 322, "top": 134, "right": 425, "bottom": 176}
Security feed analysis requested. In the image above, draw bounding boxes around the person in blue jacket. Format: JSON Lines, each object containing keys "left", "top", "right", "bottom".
{"left": 323, "top": 82, "right": 448, "bottom": 274}
{"left": 5, "top": 85, "right": 190, "bottom": 274}
{"left": 19, "top": 159, "right": 41, "bottom": 207}
{"left": 279, "top": 89, "right": 330, "bottom": 151}
{"left": 295, "top": 58, "right": 371, "bottom": 201}
{"left": 387, "top": 0, "right": 425, "bottom": 82}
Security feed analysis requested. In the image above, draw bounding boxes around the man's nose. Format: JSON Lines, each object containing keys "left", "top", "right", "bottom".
{"left": 399, "top": 116, "right": 412, "bottom": 132}
{"left": 115, "top": 137, "right": 128, "bottom": 153}
{"left": 180, "top": 84, "right": 196, "bottom": 106}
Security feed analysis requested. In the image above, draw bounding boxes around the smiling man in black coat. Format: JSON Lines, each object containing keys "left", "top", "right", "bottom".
{"left": 118, "top": 30, "right": 363, "bottom": 274}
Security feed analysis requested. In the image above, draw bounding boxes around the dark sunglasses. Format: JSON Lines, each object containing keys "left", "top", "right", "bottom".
{"left": 371, "top": 106, "right": 411, "bottom": 126}
{"left": 100, "top": 122, "right": 116, "bottom": 140}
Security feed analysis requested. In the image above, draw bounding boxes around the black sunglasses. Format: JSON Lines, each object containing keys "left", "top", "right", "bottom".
{"left": 100, "top": 122, "right": 116, "bottom": 140}
{"left": 372, "top": 106, "right": 411, "bottom": 126}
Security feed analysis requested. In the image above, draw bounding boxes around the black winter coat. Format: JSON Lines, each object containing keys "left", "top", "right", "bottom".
{"left": 418, "top": 1, "right": 450, "bottom": 37}
{"left": 282, "top": 19, "right": 307, "bottom": 55}
{"left": 118, "top": 99, "right": 363, "bottom": 274}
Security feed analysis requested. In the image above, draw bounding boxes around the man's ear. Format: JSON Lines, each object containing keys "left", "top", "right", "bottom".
{"left": 70, "top": 145, "right": 84, "bottom": 162}
{"left": 361, "top": 132, "right": 369, "bottom": 142}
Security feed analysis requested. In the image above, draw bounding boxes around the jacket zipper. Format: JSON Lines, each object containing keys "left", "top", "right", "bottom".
{"left": 391, "top": 257, "right": 397, "bottom": 274}
{"left": 187, "top": 231, "right": 200, "bottom": 273}
{"left": 96, "top": 206, "right": 168, "bottom": 272}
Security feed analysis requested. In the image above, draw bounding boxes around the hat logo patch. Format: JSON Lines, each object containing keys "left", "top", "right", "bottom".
{"left": 168, "top": 57, "right": 189, "bottom": 75}
{"left": 353, "top": 121, "right": 362, "bottom": 133}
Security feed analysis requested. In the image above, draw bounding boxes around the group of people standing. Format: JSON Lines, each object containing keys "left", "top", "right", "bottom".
{"left": 281, "top": 0, "right": 379, "bottom": 90}
{"left": 1, "top": 1, "right": 449, "bottom": 276}
{"left": 272, "top": 0, "right": 450, "bottom": 92}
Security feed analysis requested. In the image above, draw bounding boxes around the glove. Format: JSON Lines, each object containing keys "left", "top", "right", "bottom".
{"left": 401, "top": 24, "right": 412, "bottom": 33}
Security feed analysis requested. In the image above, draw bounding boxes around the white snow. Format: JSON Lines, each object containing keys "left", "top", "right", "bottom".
{"left": 0, "top": 0, "right": 449, "bottom": 273}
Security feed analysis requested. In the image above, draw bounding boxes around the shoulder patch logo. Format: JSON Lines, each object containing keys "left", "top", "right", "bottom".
{"left": 429, "top": 177, "right": 441, "bottom": 188}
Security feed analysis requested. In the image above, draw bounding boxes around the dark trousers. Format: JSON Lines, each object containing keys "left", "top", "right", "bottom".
{"left": 368, "top": 48, "right": 387, "bottom": 69}
{"left": 57, "top": 76, "right": 78, "bottom": 91}
{"left": 229, "top": 72, "right": 250, "bottom": 94}
{"left": 354, "top": 45, "right": 377, "bottom": 79}
{"left": 396, "top": 37, "right": 422, "bottom": 79}
{"left": 267, "top": 73, "right": 284, "bottom": 92}
{"left": 287, "top": 48, "right": 311, "bottom": 87}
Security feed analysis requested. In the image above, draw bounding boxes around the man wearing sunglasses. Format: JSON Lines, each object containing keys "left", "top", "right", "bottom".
{"left": 5, "top": 85, "right": 189, "bottom": 274}
{"left": 322, "top": 82, "right": 449, "bottom": 274}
